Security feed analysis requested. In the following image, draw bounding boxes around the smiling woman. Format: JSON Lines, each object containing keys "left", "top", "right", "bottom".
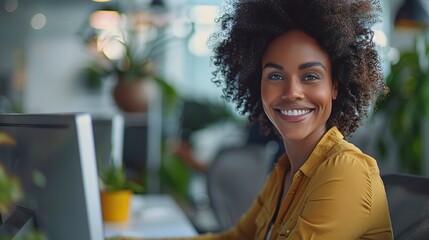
{"left": 206, "top": 0, "right": 391, "bottom": 239}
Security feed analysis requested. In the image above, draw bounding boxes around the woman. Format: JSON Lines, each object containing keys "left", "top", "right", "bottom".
{"left": 124, "top": 0, "right": 393, "bottom": 239}
{"left": 206, "top": 0, "right": 392, "bottom": 238}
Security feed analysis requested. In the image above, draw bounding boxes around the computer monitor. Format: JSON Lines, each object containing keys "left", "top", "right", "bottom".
{"left": 0, "top": 113, "right": 104, "bottom": 240}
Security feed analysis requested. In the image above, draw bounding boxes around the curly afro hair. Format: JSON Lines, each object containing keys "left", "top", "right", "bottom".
{"left": 209, "top": 0, "right": 385, "bottom": 137}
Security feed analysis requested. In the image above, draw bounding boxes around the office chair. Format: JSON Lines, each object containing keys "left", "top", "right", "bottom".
{"left": 382, "top": 173, "right": 429, "bottom": 240}
{"left": 207, "top": 145, "right": 272, "bottom": 231}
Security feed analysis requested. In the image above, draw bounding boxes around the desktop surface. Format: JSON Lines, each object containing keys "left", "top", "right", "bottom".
{"left": 104, "top": 194, "right": 198, "bottom": 238}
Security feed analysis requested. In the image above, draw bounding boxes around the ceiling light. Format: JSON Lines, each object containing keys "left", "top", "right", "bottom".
{"left": 90, "top": 10, "right": 121, "bottom": 30}
{"left": 395, "top": 0, "right": 429, "bottom": 30}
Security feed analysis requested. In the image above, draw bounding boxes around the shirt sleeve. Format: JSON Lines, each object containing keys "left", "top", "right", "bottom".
{"left": 288, "top": 155, "right": 373, "bottom": 239}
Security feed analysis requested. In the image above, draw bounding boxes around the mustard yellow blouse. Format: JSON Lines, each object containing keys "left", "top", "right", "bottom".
{"left": 125, "top": 127, "right": 393, "bottom": 240}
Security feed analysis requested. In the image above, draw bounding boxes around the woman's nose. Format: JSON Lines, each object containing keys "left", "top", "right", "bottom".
{"left": 280, "top": 79, "right": 304, "bottom": 101}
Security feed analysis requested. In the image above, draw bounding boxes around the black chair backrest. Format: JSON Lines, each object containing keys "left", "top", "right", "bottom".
{"left": 382, "top": 173, "right": 429, "bottom": 240}
{"left": 207, "top": 145, "right": 272, "bottom": 231}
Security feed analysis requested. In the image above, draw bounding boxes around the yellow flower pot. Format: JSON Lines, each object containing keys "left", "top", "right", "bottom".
{"left": 100, "top": 190, "right": 132, "bottom": 222}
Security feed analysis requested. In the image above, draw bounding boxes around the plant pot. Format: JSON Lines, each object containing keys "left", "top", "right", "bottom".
{"left": 112, "top": 80, "right": 157, "bottom": 113}
{"left": 100, "top": 190, "right": 132, "bottom": 222}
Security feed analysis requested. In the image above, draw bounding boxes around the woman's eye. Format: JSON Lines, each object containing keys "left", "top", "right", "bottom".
{"left": 303, "top": 74, "right": 320, "bottom": 81}
{"left": 268, "top": 73, "right": 283, "bottom": 80}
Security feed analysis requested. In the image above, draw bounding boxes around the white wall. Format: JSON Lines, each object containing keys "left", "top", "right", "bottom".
{"left": 20, "top": 4, "right": 119, "bottom": 114}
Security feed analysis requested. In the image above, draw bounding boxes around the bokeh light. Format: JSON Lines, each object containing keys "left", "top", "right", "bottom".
{"left": 31, "top": 13, "right": 47, "bottom": 30}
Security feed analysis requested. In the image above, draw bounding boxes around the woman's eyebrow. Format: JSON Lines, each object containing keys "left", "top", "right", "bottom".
{"left": 263, "top": 62, "right": 326, "bottom": 71}
{"left": 298, "top": 61, "right": 326, "bottom": 70}
{"left": 262, "top": 62, "right": 284, "bottom": 70}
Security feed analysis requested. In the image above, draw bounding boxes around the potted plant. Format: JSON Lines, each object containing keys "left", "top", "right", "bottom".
{"left": 82, "top": 10, "right": 178, "bottom": 113}
{"left": 99, "top": 163, "right": 145, "bottom": 222}
{"left": 374, "top": 35, "right": 429, "bottom": 175}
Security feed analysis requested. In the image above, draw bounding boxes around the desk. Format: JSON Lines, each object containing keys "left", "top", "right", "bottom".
{"left": 104, "top": 194, "right": 198, "bottom": 238}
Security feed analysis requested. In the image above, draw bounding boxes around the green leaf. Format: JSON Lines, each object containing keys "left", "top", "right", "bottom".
{"left": 153, "top": 75, "right": 179, "bottom": 112}
{"left": 99, "top": 162, "right": 145, "bottom": 194}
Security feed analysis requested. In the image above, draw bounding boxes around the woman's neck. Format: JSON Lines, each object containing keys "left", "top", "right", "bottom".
{"left": 284, "top": 142, "right": 312, "bottom": 174}
{"left": 283, "top": 126, "right": 327, "bottom": 174}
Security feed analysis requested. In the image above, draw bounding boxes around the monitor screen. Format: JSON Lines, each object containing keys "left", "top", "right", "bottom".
{"left": 0, "top": 113, "right": 104, "bottom": 240}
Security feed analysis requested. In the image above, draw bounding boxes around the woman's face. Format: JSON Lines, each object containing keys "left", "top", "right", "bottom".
{"left": 261, "top": 30, "right": 337, "bottom": 142}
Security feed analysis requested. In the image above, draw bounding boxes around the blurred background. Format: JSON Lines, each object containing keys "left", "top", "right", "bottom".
{"left": 1, "top": 0, "right": 429, "bottom": 234}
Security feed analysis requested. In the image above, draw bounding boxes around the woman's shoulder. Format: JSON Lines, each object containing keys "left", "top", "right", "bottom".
{"left": 318, "top": 138, "right": 380, "bottom": 176}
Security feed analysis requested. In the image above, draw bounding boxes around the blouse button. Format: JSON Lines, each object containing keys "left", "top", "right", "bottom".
{"left": 279, "top": 229, "right": 291, "bottom": 237}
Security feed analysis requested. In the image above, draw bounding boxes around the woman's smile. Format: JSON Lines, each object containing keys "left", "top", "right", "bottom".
{"left": 276, "top": 107, "right": 315, "bottom": 122}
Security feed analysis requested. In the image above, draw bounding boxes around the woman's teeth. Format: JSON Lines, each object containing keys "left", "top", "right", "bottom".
{"left": 280, "top": 109, "right": 311, "bottom": 116}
